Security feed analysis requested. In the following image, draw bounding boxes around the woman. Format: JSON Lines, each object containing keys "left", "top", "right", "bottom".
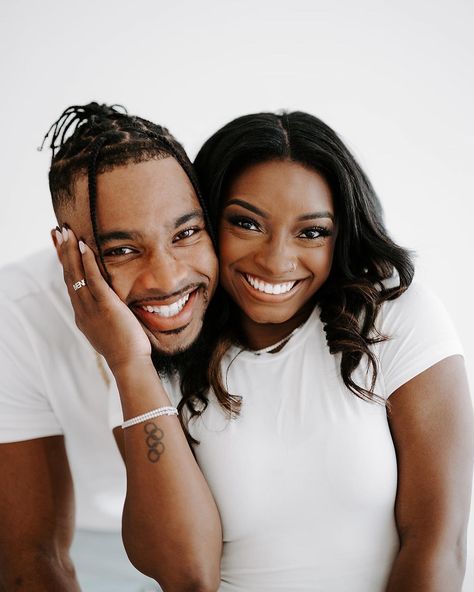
{"left": 57, "top": 111, "right": 473, "bottom": 591}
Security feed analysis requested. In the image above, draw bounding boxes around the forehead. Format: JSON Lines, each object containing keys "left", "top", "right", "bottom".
{"left": 227, "top": 160, "right": 334, "bottom": 213}
{"left": 70, "top": 157, "right": 201, "bottom": 237}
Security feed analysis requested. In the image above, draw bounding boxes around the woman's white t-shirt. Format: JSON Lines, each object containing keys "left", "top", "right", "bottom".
{"left": 110, "top": 281, "right": 463, "bottom": 591}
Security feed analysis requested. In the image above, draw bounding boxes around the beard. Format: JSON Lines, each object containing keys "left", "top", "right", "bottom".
{"left": 150, "top": 325, "right": 207, "bottom": 377}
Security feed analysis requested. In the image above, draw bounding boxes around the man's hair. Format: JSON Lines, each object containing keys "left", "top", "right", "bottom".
{"left": 42, "top": 102, "right": 214, "bottom": 273}
{"left": 41, "top": 103, "right": 222, "bottom": 441}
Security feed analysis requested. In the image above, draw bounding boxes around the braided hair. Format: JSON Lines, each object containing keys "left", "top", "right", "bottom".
{"left": 42, "top": 102, "right": 215, "bottom": 271}
{"left": 41, "top": 102, "right": 229, "bottom": 443}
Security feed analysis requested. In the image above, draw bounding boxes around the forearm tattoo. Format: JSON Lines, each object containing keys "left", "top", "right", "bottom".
{"left": 144, "top": 422, "right": 165, "bottom": 463}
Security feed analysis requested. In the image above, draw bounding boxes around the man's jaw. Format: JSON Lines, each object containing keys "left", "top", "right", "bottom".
{"left": 149, "top": 312, "right": 208, "bottom": 377}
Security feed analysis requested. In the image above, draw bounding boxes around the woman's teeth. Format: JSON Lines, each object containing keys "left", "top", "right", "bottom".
{"left": 141, "top": 293, "right": 190, "bottom": 317}
{"left": 245, "top": 274, "right": 296, "bottom": 295}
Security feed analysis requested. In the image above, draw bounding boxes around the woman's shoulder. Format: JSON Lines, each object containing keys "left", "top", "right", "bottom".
{"left": 374, "top": 278, "right": 463, "bottom": 397}
{"left": 377, "top": 278, "right": 452, "bottom": 328}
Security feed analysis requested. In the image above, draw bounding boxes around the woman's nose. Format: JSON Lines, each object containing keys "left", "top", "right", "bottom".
{"left": 253, "top": 237, "right": 297, "bottom": 277}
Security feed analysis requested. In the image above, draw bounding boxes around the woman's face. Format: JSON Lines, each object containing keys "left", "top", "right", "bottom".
{"left": 219, "top": 159, "right": 337, "bottom": 339}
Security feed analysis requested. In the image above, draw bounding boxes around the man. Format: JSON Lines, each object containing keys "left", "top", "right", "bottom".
{"left": 0, "top": 102, "right": 218, "bottom": 591}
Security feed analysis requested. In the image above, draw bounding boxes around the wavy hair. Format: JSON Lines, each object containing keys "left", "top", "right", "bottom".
{"left": 188, "top": 111, "right": 414, "bottom": 422}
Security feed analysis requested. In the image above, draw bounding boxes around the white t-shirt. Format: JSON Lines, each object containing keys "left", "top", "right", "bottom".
{"left": 0, "top": 249, "right": 125, "bottom": 531}
{"left": 109, "top": 281, "right": 463, "bottom": 591}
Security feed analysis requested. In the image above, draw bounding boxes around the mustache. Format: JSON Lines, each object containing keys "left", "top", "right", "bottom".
{"left": 127, "top": 282, "right": 206, "bottom": 307}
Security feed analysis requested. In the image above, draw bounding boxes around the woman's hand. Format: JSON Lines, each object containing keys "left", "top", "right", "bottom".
{"left": 54, "top": 226, "right": 151, "bottom": 372}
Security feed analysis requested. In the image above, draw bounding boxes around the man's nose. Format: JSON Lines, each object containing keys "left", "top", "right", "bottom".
{"left": 253, "top": 235, "right": 297, "bottom": 277}
{"left": 135, "top": 251, "right": 190, "bottom": 296}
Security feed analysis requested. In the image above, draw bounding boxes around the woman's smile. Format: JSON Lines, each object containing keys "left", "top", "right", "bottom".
{"left": 219, "top": 159, "right": 337, "bottom": 349}
{"left": 238, "top": 271, "right": 306, "bottom": 302}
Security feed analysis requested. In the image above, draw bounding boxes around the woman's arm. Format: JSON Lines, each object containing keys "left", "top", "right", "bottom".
{"left": 57, "top": 230, "right": 222, "bottom": 592}
{"left": 386, "top": 355, "right": 473, "bottom": 592}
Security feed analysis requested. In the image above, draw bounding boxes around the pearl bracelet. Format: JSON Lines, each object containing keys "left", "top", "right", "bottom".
{"left": 121, "top": 406, "right": 178, "bottom": 429}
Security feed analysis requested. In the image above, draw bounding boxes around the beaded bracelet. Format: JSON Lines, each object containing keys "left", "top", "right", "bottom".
{"left": 121, "top": 406, "right": 178, "bottom": 429}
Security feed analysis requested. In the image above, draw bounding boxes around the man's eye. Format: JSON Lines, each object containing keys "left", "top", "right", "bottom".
{"left": 173, "top": 227, "right": 201, "bottom": 242}
{"left": 103, "top": 246, "right": 135, "bottom": 256}
{"left": 228, "top": 216, "right": 259, "bottom": 231}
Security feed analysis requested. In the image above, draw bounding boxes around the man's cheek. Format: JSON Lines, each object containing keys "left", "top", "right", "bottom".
{"left": 107, "top": 274, "right": 131, "bottom": 303}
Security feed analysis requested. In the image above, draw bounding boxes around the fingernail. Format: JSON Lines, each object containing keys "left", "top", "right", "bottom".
{"left": 79, "top": 240, "right": 86, "bottom": 254}
{"left": 55, "top": 229, "right": 63, "bottom": 245}
{"left": 62, "top": 227, "right": 69, "bottom": 242}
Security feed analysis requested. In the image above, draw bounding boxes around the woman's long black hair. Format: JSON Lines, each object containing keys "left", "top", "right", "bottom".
{"left": 187, "top": 111, "right": 414, "bottom": 422}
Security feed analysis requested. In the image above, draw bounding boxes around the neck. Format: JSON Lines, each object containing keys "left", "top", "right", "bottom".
{"left": 239, "top": 303, "right": 314, "bottom": 350}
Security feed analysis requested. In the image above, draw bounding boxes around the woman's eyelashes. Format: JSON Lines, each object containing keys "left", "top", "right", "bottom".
{"left": 227, "top": 215, "right": 260, "bottom": 232}
{"left": 298, "top": 226, "right": 332, "bottom": 240}
{"left": 225, "top": 214, "right": 332, "bottom": 242}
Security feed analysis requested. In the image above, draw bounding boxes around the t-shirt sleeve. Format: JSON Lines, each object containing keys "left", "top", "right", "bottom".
{"left": 108, "top": 385, "right": 123, "bottom": 430}
{"left": 0, "top": 295, "right": 63, "bottom": 442}
{"left": 375, "top": 282, "right": 463, "bottom": 398}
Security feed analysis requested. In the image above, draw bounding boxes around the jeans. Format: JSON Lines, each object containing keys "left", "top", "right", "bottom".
{"left": 70, "top": 529, "right": 161, "bottom": 592}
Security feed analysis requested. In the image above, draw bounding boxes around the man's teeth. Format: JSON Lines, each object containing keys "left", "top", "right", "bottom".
{"left": 141, "top": 293, "right": 190, "bottom": 317}
{"left": 245, "top": 274, "right": 296, "bottom": 295}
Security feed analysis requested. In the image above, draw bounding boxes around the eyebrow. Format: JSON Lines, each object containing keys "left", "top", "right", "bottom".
{"left": 225, "top": 198, "right": 334, "bottom": 222}
{"left": 297, "top": 211, "right": 334, "bottom": 222}
{"left": 225, "top": 199, "right": 269, "bottom": 218}
{"left": 98, "top": 230, "right": 144, "bottom": 245}
{"left": 174, "top": 209, "right": 204, "bottom": 228}
{"left": 97, "top": 209, "right": 204, "bottom": 245}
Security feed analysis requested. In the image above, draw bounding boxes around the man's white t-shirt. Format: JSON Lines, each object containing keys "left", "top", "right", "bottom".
{"left": 110, "top": 280, "right": 463, "bottom": 592}
{"left": 0, "top": 249, "right": 125, "bottom": 531}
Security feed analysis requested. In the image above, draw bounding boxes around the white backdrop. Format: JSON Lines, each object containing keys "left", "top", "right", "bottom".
{"left": 1, "top": 0, "right": 473, "bottom": 587}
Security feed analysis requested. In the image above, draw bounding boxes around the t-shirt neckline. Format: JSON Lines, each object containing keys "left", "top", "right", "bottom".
{"left": 228, "top": 305, "right": 321, "bottom": 363}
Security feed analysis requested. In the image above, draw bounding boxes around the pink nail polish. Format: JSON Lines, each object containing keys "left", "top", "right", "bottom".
{"left": 62, "top": 227, "right": 69, "bottom": 242}
{"left": 79, "top": 241, "right": 86, "bottom": 254}
{"left": 55, "top": 229, "right": 63, "bottom": 246}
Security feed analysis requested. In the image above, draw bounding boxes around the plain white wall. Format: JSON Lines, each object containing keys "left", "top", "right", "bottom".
{"left": 1, "top": 0, "right": 473, "bottom": 587}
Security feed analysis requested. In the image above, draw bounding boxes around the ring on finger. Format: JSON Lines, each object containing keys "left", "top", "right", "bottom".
{"left": 73, "top": 279, "right": 86, "bottom": 291}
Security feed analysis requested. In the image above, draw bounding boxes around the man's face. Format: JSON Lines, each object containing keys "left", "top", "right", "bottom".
{"left": 60, "top": 157, "right": 218, "bottom": 356}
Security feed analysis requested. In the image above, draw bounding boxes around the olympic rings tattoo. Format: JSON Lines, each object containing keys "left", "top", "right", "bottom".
{"left": 144, "top": 422, "right": 165, "bottom": 463}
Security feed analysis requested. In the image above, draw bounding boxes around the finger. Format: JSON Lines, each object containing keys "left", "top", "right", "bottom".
{"left": 58, "top": 226, "right": 93, "bottom": 307}
{"left": 77, "top": 240, "right": 117, "bottom": 303}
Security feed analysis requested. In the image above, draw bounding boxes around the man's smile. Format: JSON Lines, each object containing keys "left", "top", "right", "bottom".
{"left": 133, "top": 287, "right": 201, "bottom": 333}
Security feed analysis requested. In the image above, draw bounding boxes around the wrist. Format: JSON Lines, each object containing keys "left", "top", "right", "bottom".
{"left": 108, "top": 355, "right": 155, "bottom": 378}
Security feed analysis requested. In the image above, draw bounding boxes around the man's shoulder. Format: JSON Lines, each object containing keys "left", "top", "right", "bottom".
{"left": 0, "top": 248, "right": 62, "bottom": 304}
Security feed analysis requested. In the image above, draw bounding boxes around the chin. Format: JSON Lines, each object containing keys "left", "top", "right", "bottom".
{"left": 244, "top": 306, "right": 296, "bottom": 326}
{"left": 147, "top": 324, "right": 201, "bottom": 357}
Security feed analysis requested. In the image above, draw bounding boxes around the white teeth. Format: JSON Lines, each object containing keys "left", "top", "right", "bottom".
{"left": 245, "top": 274, "right": 296, "bottom": 295}
{"left": 141, "top": 293, "right": 190, "bottom": 317}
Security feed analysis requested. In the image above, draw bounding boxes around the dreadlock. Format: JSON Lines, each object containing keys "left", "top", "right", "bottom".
{"left": 42, "top": 101, "right": 223, "bottom": 444}
{"left": 42, "top": 102, "right": 215, "bottom": 252}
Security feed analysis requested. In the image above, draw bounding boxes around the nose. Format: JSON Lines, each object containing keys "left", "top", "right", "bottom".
{"left": 253, "top": 234, "right": 297, "bottom": 277}
{"left": 134, "top": 250, "right": 191, "bottom": 296}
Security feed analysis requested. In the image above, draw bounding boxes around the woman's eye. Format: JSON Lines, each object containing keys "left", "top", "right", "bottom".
{"left": 229, "top": 216, "right": 259, "bottom": 231}
{"left": 299, "top": 227, "right": 330, "bottom": 240}
{"left": 173, "top": 227, "right": 201, "bottom": 242}
{"left": 103, "top": 246, "right": 135, "bottom": 257}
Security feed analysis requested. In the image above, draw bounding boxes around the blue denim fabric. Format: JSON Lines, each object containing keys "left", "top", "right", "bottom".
{"left": 70, "top": 529, "right": 161, "bottom": 592}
